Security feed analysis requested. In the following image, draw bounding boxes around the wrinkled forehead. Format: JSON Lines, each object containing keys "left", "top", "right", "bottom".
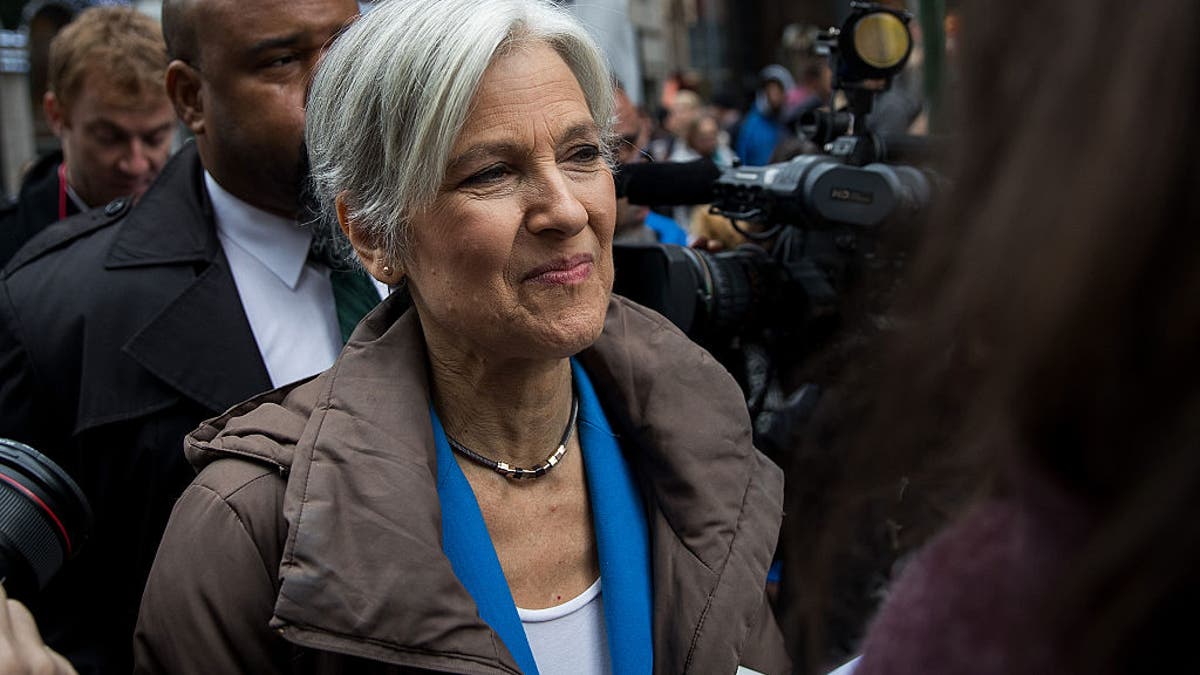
{"left": 453, "top": 44, "right": 597, "bottom": 146}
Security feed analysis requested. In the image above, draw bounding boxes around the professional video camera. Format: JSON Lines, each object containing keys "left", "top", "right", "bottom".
{"left": 613, "top": 1, "right": 939, "bottom": 421}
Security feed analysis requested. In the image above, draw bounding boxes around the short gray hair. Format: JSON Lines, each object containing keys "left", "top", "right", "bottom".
{"left": 306, "top": 0, "right": 615, "bottom": 264}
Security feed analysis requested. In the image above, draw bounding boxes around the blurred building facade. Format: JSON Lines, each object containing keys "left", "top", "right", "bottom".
{"left": 629, "top": 0, "right": 838, "bottom": 109}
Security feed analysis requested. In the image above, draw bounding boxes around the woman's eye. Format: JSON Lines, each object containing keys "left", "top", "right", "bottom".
{"left": 462, "top": 165, "right": 508, "bottom": 186}
{"left": 569, "top": 145, "right": 601, "bottom": 163}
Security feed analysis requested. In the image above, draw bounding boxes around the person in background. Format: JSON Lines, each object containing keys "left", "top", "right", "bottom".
{"left": 682, "top": 112, "right": 735, "bottom": 167}
{"left": 650, "top": 88, "right": 703, "bottom": 163}
{"left": 134, "top": 1, "right": 789, "bottom": 672}
{"left": 0, "top": 6, "right": 174, "bottom": 268}
{"left": 0, "top": 0, "right": 368, "bottom": 670}
{"left": 710, "top": 87, "right": 746, "bottom": 153}
{"left": 790, "top": 56, "right": 833, "bottom": 124}
{"left": 656, "top": 108, "right": 736, "bottom": 233}
{"left": 613, "top": 85, "right": 688, "bottom": 245}
{"left": 793, "top": 0, "right": 1200, "bottom": 673}
{"left": 736, "top": 64, "right": 795, "bottom": 166}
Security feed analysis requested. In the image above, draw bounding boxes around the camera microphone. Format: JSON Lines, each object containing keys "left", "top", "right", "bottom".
{"left": 613, "top": 159, "right": 722, "bottom": 206}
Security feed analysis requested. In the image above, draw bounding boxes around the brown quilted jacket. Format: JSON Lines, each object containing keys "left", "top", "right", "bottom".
{"left": 133, "top": 293, "right": 791, "bottom": 674}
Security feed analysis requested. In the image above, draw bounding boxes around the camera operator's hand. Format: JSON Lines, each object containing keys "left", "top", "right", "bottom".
{"left": 0, "top": 585, "right": 76, "bottom": 675}
{"left": 690, "top": 236, "right": 727, "bottom": 253}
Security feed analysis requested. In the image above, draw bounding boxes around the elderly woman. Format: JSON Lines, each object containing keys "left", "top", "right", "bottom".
{"left": 133, "top": 0, "right": 788, "bottom": 673}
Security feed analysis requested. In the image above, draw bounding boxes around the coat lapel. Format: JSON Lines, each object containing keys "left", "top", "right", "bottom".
{"left": 122, "top": 256, "right": 272, "bottom": 414}
{"left": 579, "top": 299, "right": 784, "bottom": 674}
{"left": 89, "top": 142, "right": 270, "bottom": 423}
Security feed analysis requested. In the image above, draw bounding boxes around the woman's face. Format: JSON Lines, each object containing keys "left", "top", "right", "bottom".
{"left": 405, "top": 44, "right": 616, "bottom": 363}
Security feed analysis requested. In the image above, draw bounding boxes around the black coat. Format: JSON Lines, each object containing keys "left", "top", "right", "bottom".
{"left": 0, "top": 142, "right": 272, "bottom": 674}
{"left": 0, "top": 151, "right": 81, "bottom": 268}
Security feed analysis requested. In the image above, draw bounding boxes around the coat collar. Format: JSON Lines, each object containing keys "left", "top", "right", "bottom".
{"left": 105, "top": 142, "right": 217, "bottom": 269}
{"left": 118, "top": 259, "right": 272, "bottom": 418}
{"left": 80, "top": 141, "right": 272, "bottom": 426}
{"left": 186, "top": 293, "right": 783, "bottom": 673}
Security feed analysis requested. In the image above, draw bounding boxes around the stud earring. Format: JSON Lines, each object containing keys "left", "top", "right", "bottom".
{"left": 382, "top": 265, "right": 393, "bottom": 277}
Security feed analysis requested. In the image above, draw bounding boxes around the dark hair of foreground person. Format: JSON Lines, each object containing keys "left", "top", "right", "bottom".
{"left": 788, "top": 1, "right": 1200, "bottom": 672}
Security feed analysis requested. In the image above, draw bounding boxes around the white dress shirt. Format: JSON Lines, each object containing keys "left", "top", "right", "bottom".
{"left": 205, "top": 172, "right": 384, "bottom": 387}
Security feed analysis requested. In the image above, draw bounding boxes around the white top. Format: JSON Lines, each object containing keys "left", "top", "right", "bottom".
{"left": 517, "top": 578, "right": 611, "bottom": 675}
{"left": 205, "top": 172, "right": 385, "bottom": 386}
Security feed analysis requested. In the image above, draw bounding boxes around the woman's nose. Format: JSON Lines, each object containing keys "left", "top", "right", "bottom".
{"left": 524, "top": 164, "right": 590, "bottom": 238}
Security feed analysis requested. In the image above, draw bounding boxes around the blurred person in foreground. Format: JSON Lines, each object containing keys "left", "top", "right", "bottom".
{"left": 0, "top": 6, "right": 174, "bottom": 268}
{"left": 133, "top": 0, "right": 789, "bottom": 673}
{"left": 0, "top": 0, "right": 364, "bottom": 670}
{"left": 791, "top": 0, "right": 1200, "bottom": 673}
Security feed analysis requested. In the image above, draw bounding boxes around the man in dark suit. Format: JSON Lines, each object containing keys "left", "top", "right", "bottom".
{"left": 0, "top": 0, "right": 366, "bottom": 671}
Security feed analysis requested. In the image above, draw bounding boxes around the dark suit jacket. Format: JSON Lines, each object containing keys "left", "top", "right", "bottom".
{"left": 0, "top": 151, "right": 82, "bottom": 268}
{"left": 0, "top": 142, "right": 272, "bottom": 674}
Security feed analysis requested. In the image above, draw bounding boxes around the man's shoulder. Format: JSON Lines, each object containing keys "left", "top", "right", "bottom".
{"left": 1, "top": 197, "right": 132, "bottom": 278}
{"left": 0, "top": 195, "right": 15, "bottom": 223}
{"left": 0, "top": 160, "right": 61, "bottom": 267}
{"left": 3, "top": 142, "right": 209, "bottom": 281}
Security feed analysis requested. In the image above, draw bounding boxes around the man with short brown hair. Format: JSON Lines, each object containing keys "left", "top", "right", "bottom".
{"left": 0, "top": 6, "right": 174, "bottom": 267}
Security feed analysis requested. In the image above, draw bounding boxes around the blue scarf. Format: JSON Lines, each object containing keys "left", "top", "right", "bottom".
{"left": 432, "top": 360, "right": 653, "bottom": 674}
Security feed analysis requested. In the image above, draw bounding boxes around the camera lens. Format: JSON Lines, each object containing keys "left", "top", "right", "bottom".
{"left": 799, "top": 109, "right": 852, "bottom": 146}
{"left": 0, "top": 439, "right": 92, "bottom": 601}
{"left": 612, "top": 243, "right": 777, "bottom": 345}
{"left": 689, "top": 247, "right": 774, "bottom": 338}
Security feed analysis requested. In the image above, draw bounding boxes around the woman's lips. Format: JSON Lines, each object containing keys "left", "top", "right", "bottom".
{"left": 524, "top": 253, "right": 594, "bottom": 285}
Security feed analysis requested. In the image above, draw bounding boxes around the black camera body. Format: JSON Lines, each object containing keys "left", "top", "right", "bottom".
{"left": 712, "top": 155, "right": 931, "bottom": 230}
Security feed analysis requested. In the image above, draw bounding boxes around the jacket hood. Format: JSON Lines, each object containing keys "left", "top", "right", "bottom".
{"left": 759, "top": 64, "right": 796, "bottom": 92}
{"left": 184, "top": 290, "right": 784, "bottom": 673}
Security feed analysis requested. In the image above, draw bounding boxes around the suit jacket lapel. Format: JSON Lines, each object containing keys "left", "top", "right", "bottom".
{"left": 123, "top": 254, "right": 272, "bottom": 414}
{"left": 105, "top": 142, "right": 271, "bottom": 418}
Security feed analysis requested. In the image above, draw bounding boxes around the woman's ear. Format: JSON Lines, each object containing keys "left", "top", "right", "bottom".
{"left": 335, "top": 193, "right": 402, "bottom": 284}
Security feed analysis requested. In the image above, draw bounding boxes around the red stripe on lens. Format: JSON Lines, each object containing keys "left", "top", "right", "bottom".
{"left": 0, "top": 473, "right": 71, "bottom": 556}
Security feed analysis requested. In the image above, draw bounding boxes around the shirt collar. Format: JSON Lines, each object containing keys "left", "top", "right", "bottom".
{"left": 204, "top": 171, "right": 312, "bottom": 289}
